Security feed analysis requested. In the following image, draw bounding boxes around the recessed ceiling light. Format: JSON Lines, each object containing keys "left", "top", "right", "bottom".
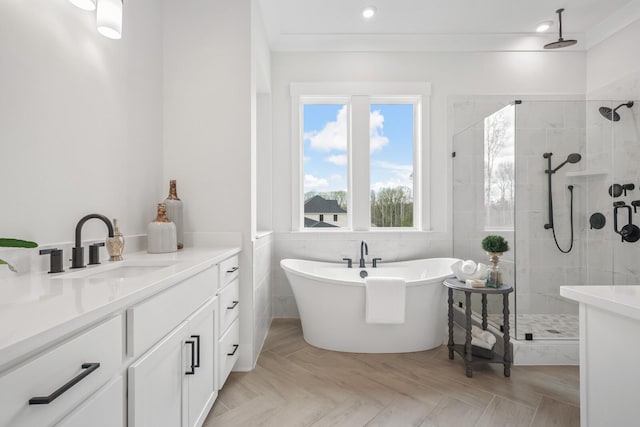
{"left": 536, "top": 21, "right": 554, "bottom": 33}
{"left": 362, "top": 7, "right": 377, "bottom": 19}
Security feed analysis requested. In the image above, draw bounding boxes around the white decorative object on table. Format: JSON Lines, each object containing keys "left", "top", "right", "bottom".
{"left": 451, "top": 260, "right": 488, "bottom": 281}
{"left": 147, "top": 204, "right": 177, "bottom": 254}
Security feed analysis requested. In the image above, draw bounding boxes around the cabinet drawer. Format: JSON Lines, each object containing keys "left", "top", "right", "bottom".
{"left": 128, "top": 267, "right": 216, "bottom": 357}
{"left": 219, "top": 255, "right": 239, "bottom": 289}
{"left": 56, "top": 376, "right": 124, "bottom": 427}
{"left": 218, "top": 319, "right": 239, "bottom": 390}
{"left": 218, "top": 278, "right": 239, "bottom": 334}
{"left": 0, "top": 315, "right": 123, "bottom": 427}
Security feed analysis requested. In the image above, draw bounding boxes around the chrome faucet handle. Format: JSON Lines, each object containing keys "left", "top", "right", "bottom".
{"left": 372, "top": 258, "right": 382, "bottom": 268}
{"left": 342, "top": 258, "right": 353, "bottom": 268}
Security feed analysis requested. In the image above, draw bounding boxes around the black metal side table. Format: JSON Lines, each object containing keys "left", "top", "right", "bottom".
{"left": 443, "top": 278, "right": 513, "bottom": 378}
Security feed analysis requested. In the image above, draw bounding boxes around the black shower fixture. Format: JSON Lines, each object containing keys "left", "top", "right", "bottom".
{"left": 544, "top": 9, "right": 577, "bottom": 49}
{"left": 599, "top": 101, "right": 634, "bottom": 122}
{"left": 544, "top": 152, "right": 582, "bottom": 174}
{"left": 543, "top": 152, "right": 582, "bottom": 253}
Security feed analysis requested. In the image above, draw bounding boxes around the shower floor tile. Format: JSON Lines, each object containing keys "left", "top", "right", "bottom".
{"left": 487, "top": 313, "right": 579, "bottom": 340}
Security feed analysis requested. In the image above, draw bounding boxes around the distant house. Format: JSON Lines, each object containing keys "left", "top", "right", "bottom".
{"left": 304, "top": 195, "right": 347, "bottom": 227}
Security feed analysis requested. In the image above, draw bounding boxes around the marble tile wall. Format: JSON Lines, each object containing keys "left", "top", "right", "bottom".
{"left": 452, "top": 94, "right": 640, "bottom": 341}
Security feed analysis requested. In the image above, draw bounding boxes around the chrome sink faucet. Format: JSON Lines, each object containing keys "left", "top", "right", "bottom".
{"left": 71, "top": 214, "right": 114, "bottom": 269}
{"left": 359, "top": 240, "right": 368, "bottom": 268}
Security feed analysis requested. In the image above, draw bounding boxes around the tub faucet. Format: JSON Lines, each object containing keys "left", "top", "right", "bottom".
{"left": 71, "top": 214, "right": 114, "bottom": 269}
{"left": 359, "top": 240, "right": 368, "bottom": 268}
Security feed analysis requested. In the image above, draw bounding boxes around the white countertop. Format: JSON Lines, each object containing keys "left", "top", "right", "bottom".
{"left": 561, "top": 285, "right": 640, "bottom": 322}
{"left": 0, "top": 246, "right": 240, "bottom": 371}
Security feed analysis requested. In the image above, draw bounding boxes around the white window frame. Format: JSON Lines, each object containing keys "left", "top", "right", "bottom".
{"left": 291, "top": 82, "right": 431, "bottom": 232}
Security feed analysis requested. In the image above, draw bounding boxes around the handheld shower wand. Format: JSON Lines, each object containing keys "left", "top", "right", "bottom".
{"left": 543, "top": 152, "right": 582, "bottom": 253}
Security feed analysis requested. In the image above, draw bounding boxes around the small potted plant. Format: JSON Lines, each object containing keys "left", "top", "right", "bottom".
{"left": 481, "top": 235, "right": 509, "bottom": 288}
{"left": 0, "top": 238, "right": 38, "bottom": 273}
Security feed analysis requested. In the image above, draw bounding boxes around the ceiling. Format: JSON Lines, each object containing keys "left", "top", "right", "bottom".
{"left": 258, "top": 0, "right": 640, "bottom": 52}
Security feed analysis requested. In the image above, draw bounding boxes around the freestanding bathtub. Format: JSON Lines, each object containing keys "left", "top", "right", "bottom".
{"left": 280, "top": 258, "right": 460, "bottom": 353}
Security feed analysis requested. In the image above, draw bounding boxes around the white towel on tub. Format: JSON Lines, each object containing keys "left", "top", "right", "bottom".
{"left": 365, "top": 277, "right": 406, "bottom": 324}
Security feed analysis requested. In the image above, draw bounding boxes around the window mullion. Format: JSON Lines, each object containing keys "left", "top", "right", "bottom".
{"left": 351, "top": 95, "right": 370, "bottom": 231}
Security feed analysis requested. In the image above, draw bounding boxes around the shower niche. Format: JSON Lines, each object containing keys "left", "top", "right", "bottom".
{"left": 452, "top": 99, "right": 640, "bottom": 343}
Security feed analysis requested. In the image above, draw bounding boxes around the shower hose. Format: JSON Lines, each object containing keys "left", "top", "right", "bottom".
{"left": 551, "top": 185, "right": 574, "bottom": 253}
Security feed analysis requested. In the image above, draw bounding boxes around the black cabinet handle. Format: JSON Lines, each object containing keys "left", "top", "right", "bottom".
{"left": 191, "top": 335, "right": 200, "bottom": 368}
{"left": 29, "top": 363, "right": 100, "bottom": 405}
{"left": 226, "top": 301, "right": 239, "bottom": 310}
{"left": 185, "top": 340, "right": 195, "bottom": 375}
{"left": 226, "top": 266, "right": 239, "bottom": 273}
{"left": 227, "top": 344, "right": 239, "bottom": 356}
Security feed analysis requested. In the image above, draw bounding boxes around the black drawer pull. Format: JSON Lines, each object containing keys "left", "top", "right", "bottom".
{"left": 226, "top": 266, "right": 239, "bottom": 273}
{"left": 29, "top": 363, "right": 100, "bottom": 405}
{"left": 191, "top": 335, "right": 201, "bottom": 368}
{"left": 227, "top": 344, "right": 239, "bottom": 356}
{"left": 185, "top": 340, "right": 196, "bottom": 375}
{"left": 226, "top": 301, "right": 239, "bottom": 310}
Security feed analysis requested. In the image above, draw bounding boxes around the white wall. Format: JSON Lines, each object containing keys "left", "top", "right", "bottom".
{"left": 0, "top": 0, "right": 163, "bottom": 246}
{"left": 587, "top": 18, "right": 640, "bottom": 97}
{"left": 162, "top": 0, "right": 272, "bottom": 370}
{"left": 271, "top": 51, "right": 586, "bottom": 316}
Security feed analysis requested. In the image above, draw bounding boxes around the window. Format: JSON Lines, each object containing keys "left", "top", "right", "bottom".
{"left": 484, "top": 105, "right": 515, "bottom": 230}
{"left": 302, "top": 103, "right": 348, "bottom": 229}
{"left": 292, "top": 83, "right": 430, "bottom": 231}
{"left": 370, "top": 103, "right": 414, "bottom": 228}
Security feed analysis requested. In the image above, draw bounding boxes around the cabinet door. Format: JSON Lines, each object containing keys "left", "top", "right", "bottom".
{"left": 186, "top": 298, "right": 217, "bottom": 427}
{"left": 56, "top": 376, "right": 124, "bottom": 427}
{"left": 128, "top": 321, "right": 188, "bottom": 427}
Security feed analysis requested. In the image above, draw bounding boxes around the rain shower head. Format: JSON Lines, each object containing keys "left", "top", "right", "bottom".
{"left": 544, "top": 9, "right": 577, "bottom": 49}
{"left": 599, "top": 101, "right": 634, "bottom": 122}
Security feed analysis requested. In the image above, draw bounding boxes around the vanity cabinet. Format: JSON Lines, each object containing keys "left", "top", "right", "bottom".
{"left": 217, "top": 255, "right": 240, "bottom": 389}
{"left": 0, "top": 315, "right": 123, "bottom": 427}
{"left": 0, "top": 248, "right": 240, "bottom": 427}
{"left": 57, "top": 377, "right": 124, "bottom": 427}
{"left": 129, "top": 297, "right": 218, "bottom": 427}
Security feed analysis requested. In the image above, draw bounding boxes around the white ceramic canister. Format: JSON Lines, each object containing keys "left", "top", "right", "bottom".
{"left": 147, "top": 204, "right": 177, "bottom": 253}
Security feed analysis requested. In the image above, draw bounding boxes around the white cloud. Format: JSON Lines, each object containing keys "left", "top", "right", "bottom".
{"left": 370, "top": 109, "right": 389, "bottom": 153}
{"left": 372, "top": 160, "right": 413, "bottom": 173}
{"left": 325, "top": 154, "right": 347, "bottom": 166}
{"left": 303, "top": 156, "right": 311, "bottom": 163}
{"left": 330, "top": 174, "right": 343, "bottom": 182}
{"left": 303, "top": 107, "right": 390, "bottom": 154}
{"left": 304, "top": 174, "right": 329, "bottom": 190}
{"left": 371, "top": 160, "right": 413, "bottom": 192}
{"left": 304, "top": 105, "right": 347, "bottom": 152}
{"left": 372, "top": 179, "right": 411, "bottom": 192}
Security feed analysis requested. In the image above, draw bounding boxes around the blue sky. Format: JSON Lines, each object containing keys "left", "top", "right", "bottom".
{"left": 303, "top": 103, "right": 414, "bottom": 194}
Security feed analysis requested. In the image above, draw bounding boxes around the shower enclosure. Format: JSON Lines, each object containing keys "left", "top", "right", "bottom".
{"left": 452, "top": 99, "right": 640, "bottom": 342}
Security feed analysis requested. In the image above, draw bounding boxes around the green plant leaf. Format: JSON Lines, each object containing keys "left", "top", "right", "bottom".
{"left": 0, "top": 238, "right": 38, "bottom": 248}
{"left": 0, "top": 259, "right": 6, "bottom": 265}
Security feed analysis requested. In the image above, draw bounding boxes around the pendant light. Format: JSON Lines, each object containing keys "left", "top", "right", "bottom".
{"left": 69, "top": 0, "right": 96, "bottom": 11}
{"left": 97, "top": 0, "right": 123, "bottom": 40}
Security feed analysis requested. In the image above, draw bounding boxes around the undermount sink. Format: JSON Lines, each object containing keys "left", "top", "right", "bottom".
{"left": 53, "top": 260, "right": 178, "bottom": 280}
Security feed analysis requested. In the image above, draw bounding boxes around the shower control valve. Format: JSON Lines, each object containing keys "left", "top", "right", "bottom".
{"left": 632, "top": 201, "right": 640, "bottom": 214}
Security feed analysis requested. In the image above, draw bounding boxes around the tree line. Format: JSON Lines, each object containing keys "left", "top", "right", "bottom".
{"left": 304, "top": 187, "right": 413, "bottom": 227}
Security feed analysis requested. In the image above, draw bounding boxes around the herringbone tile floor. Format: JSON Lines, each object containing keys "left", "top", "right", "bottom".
{"left": 204, "top": 319, "right": 579, "bottom": 427}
